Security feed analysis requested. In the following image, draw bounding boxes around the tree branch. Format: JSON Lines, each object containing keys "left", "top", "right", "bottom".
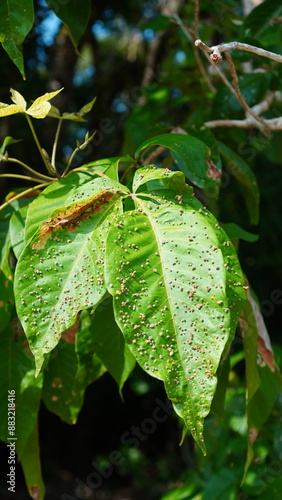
{"left": 195, "top": 39, "right": 282, "bottom": 65}
{"left": 224, "top": 51, "right": 271, "bottom": 134}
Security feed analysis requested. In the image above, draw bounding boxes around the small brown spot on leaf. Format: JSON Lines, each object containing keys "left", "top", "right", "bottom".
{"left": 30, "top": 486, "right": 40, "bottom": 500}
{"left": 206, "top": 159, "right": 221, "bottom": 182}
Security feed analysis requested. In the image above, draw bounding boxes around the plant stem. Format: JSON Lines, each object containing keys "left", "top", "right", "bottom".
{"left": 2, "top": 157, "right": 54, "bottom": 181}
{"left": 25, "top": 114, "right": 57, "bottom": 176}
{"left": 0, "top": 182, "right": 52, "bottom": 211}
{"left": 51, "top": 117, "right": 63, "bottom": 169}
{"left": 0, "top": 173, "right": 48, "bottom": 183}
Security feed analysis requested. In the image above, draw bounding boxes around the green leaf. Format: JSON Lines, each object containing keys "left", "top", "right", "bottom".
{"left": 243, "top": 0, "right": 282, "bottom": 38}
{"left": 0, "top": 135, "right": 22, "bottom": 153}
{"left": 15, "top": 177, "right": 126, "bottom": 373}
{"left": 0, "top": 0, "right": 34, "bottom": 78}
{"left": 75, "top": 310, "right": 106, "bottom": 389}
{"left": 43, "top": 313, "right": 106, "bottom": 424}
{"left": 47, "top": 0, "right": 90, "bottom": 49}
{"left": 0, "top": 323, "right": 43, "bottom": 457}
{"left": 132, "top": 165, "right": 193, "bottom": 194}
{"left": 9, "top": 205, "right": 29, "bottom": 259}
{"left": 20, "top": 420, "right": 45, "bottom": 500}
{"left": 135, "top": 133, "right": 221, "bottom": 195}
{"left": 83, "top": 156, "right": 133, "bottom": 183}
{"left": 91, "top": 297, "right": 136, "bottom": 392}
{"left": 221, "top": 223, "right": 258, "bottom": 243}
{"left": 105, "top": 190, "right": 245, "bottom": 452}
{"left": 218, "top": 142, "right": 260, "bottom": 225}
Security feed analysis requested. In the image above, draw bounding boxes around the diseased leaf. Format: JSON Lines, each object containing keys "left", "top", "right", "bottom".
{"left": 24, "top": 170, "right": 127, "bottom": 244}
{"left": 218, "top": 141, "right": 260, "bottom": 225}
{"left": 0, "top": 198, "right": 30, "bottom": 279}
{"left": 0, "top": 0, "right": 34, "bottom": 78}
{"left": 20, "top": 420, "right": 45, "bottom": 500}
{"left": 135, "top": 133, "right": 221, "bottom": 195}
{"left": 15, "top": 178, "right": 126, "bottom": 373}
{"left": 105, "top": 189, "right": 245, "bottom": 452}
{"left": 91, "top": 296, "right": 135, "bottom": 391}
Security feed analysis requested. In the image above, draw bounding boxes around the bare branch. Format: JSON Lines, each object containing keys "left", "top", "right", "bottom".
{"left": 225, "top": 51, "right": 271, "bottom": 134}
{"left": 195, "top": 39, "right": 282, "bottom": 65}
{"left": 205, "top": 117, "right": 282, "bottom": 130}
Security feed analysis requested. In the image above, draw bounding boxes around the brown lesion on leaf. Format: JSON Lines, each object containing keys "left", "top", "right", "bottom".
{"left": 257, "top": 336, "right": 274, "bottom": 372}
{"left": 33, "top": 191, "right": 118, "bottom": 250}
{"left": 206, "top": 159, "right": 222, "bottom": 182}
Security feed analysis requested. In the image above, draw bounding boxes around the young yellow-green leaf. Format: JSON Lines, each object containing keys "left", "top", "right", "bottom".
{"left": 132, "top": 165, "right": 193, "bottom": 194}
{"left": 26, "top": 88, "right": 63, "bottom": 119}
{"left": 0, "top": 103, "right": 22, "bottom": 117}
{"left": 10, "top": 88, "right": 27, "bottom": 110}
{"left": 105, "top": 191, "right": 245, "bottom": 452}
{"left": 0, "top": 88, "right": 63, "bottom": 119}
{"left": 0, "top": 135, "right": 22, "bottom": 153}
{"left": 0, "top": 0, "right": 34, "bottom": 78}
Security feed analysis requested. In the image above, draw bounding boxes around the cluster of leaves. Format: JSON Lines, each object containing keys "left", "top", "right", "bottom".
{"left": 0, "top": 1, "right": 282, "bottom": 499}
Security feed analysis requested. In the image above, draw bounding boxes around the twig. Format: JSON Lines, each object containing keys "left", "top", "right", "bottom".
{"left": 0, "top": 173, "right": 49, "bottom": 183}
{"left": 173, "top": 14, "right": 216, "bottom": 93}
{"left": 140, "top": 145, "right": 167, "bottom": 166}
{"left": 61, "top": 131, "right": 96, "bottom": 177}
{"left": 225, "top": 51, "right": 271, "bottom": 133}
{"left": 51, "top": 117, "right": 63, "bottom": 169}
{"left": 205, "top": 117, "right": 282, "bottom": 130}
{"left": 0, "top": 156, "right": 54, "bottom": 181}
{"left": 195, "top": 39, "right": 282, "bottom": 65}
{"left": 0, "top": 182, "right": 51, "bottom": 211}
{"left": 25, "top": 114, "right": 57, "bottom": 177}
